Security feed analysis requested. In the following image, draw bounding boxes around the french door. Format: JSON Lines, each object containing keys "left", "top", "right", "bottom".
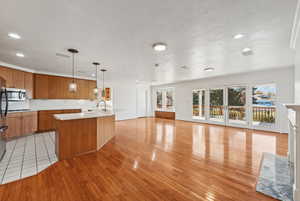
{"left": 208, "top": 86, "right": 248, "bottom": 128}
{"left": 226, "top": 86, "right": 248, "bottom": 128}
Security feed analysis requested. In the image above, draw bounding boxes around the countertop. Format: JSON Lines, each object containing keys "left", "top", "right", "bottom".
{"left": 54, "top": 111, "right": 114, "bottom": 121}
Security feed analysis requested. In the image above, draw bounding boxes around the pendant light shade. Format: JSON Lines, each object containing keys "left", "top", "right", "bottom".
{"left": 68, "top": 48, "right": 79, "bottom": 92}
{"left": 100, "top": 69, "right": 107, "bottom": 99}
{"left": 92, "top": 62, "right": 100, "bottom": 95}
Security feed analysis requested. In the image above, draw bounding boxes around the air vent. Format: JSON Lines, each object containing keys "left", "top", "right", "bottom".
{"left": 56, "top": 53, "right": 70, "bottom": 58}
{"left": 181, "top": 66, "right": 189, "bottom": 70}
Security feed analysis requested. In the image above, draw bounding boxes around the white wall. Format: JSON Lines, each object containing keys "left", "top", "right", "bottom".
{"left": 295, "top": 34, "right": 300, "bottom": 103}
{"left": 97, "top": 79, "right": 151, "bottom": 121}
{"left": 152, "top": 67, "right": 295, "bottom": 133}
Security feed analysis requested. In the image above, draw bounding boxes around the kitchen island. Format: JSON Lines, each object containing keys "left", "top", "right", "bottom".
{"left": 54, "top": 111, "right": 115, "bottom": 160}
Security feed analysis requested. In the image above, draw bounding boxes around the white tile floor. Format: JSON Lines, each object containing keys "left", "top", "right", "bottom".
{"left": 0, "top": 132, "right": 57, "bottom": 184}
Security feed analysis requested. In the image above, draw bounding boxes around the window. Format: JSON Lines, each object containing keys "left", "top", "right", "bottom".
{"left": 193, "top": 89, "right": 205, "bottom": 119}
{"left": 252, "top": 84, "right": 276, "bottom": 127}
{"left": 155, "top": 88, "right": 175, "bottom": 111}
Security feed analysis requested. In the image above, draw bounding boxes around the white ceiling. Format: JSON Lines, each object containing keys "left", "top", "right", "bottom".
{"left": 0, "top": 0, "right": 297, "bottom": 84}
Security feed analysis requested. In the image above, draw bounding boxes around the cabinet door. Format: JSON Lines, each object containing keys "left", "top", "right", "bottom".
{"left": 75, "top": 79, "right": 89, "bottom": 99}
{"left": 11, "top": 69, "right": 25, "bottom": 88}
{"left": 23, "top": 112, "right": 37, "bottom": 135}
{"left": 5, "top": 116, "right": 23, "bottom": 138}
{"left": 88, "top": 80, "right": 97, "bottom": 100}
{"left": 38, "top": 113, "right": 53, "bottom": 132}
{"left": 24, "top": 72, "right": 34, "bottom": 99}
{"left": 0, "top": 66, "right": 13, "bottom": 87}
{"left": 34, "top": 74, "right": 49, "bottom": 99}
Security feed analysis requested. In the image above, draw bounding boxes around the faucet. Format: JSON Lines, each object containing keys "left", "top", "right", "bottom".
{"left": 97, "top": 98, "right": 107, "bottom": 112}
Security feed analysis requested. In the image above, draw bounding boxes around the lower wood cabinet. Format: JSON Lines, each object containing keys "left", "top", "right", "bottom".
{"left": 38, "top": 109, "right": 81, "bottom": 132}
{"left": 5, "top": 112, "right": 38, "bottom": 139}
{"left": 155, "top": 111, "right": 176, "bottom": 120}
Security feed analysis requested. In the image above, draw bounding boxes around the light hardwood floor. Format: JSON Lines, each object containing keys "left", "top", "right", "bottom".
{"left": 0, "top": 118, "right": 287, "bottom": 201}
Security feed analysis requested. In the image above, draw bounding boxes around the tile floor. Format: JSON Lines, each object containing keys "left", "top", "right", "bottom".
{"left": 0, "top": 132, "right": 57, "bottom": 184}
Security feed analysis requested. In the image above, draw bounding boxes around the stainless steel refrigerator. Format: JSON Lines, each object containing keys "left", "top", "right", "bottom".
{"left": 0, "top": 77, "right": 8, "bottom": 160}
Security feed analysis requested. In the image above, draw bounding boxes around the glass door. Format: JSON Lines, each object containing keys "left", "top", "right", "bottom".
{"left": 209, "top": 88, "right": 225, "bottom": 123}
{"left": 192, "top": 89, "right": 205, "bottom": 120}
{"left": 226, "top": 86, "right": 248, "bottom": 127}
{"left": 251, "top": 84, "right": 276, "bottom": 130}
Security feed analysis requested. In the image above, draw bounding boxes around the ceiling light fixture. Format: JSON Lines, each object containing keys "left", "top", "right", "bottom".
{"left": 68, "top": 48, "right": 79, "bottom": 92}
{"left": 204, "top": 67, "right": 214, "bottom": 72}
{"left": 92, "top": 62, "right": 100, "bottom": 95}
{"left": 100, "top": 68, "right": 107, "bottom": 104}
{"left": 242, "top": 47, "right": 253, "bottom": 56}
{"left": 152, "top": 43, "right": 167, "bottom": 52}
{"left": 16, "top": 52, "right": 25, "bottom": 57}
{"left": 8, "top": 33, "right": 21, "bottom": 39}
{"left": 233, "top": 34, "right": 244, "bottom": 39}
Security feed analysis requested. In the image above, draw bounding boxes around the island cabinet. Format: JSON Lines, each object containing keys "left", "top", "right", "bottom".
{"left": 54, "top": 114, "right": 115, "bottom": 160}
{"left": 34, "top": 74, "right": 96, "bottom": 100}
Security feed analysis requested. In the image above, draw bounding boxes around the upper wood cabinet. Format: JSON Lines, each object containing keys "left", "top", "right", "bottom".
{"left": 34, "top": 74, "right": 49, "bottom": 99}
{"left": 11, "top": 69, "right": 25, "bottom": 88}
{"left": 24, "top": 72, "right": 34, "bottom": 99}
{"left": 0, "top": 66, "right": 13, "bottom": 87}
{"left": 0, "top": 66, "right": 34, "bottom": 98}
{"left": 34, "top": 74, "right": 96, "bottom": 100}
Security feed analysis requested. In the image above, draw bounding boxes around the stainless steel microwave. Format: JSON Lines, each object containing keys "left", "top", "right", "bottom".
{"left": 5, "top": 88, "right": 26, "bottom": 101}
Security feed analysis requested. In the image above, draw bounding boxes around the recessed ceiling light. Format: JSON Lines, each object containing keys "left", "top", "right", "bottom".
{"left": 242, "top": 47, "right": 253, "bottom": 56}
{"left": 16, "top": 52, "right": 25, "bottom": 57}
{"left": 152, "top": 43, "right": 167, "bottom": 52}
{"left": 233, "top": 34, "right": 244, "bottom": 39}
{"left": 204, "top": 67, "right": 214, "bottom": 72}
{"left": 8, "top": 33, "right": 21, "bottom": 39}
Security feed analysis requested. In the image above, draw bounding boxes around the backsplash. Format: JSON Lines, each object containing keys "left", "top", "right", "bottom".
{"left": 29, "top": 99, "right": 98, "bottom": 111}
{"left": 8, "top": 100, "right": 30, "bottom": 111}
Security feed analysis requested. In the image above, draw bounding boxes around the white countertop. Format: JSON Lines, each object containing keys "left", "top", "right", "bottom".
{"left": 54, "top": 111, "right": 114, "bottom": 121}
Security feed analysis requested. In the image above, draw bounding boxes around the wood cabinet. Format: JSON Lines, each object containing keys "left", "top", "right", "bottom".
{"left": 34, "top": 74, "right": 49, "bottom": 99}
{"left": 55, "top": 115, "right": 115, "bottom": 160}
{"left": 24, "top": 72, "right": 34, "bottom": 99}
{"left": 0, "top": 66, "right": 13, "bottom": 87}
{"left": 23, "top": 112, "right": 38, "bottom": 135}
{"left": 38, "top": 109, "right": 81, "bottom": 132}
{"left": 5, "top": 112, "right": 38, "bottom": 139}
{"left": 97, "top": 115, "right": 115, "bottom": 149}
{"left": 155, "top": 111, "right": 176, "bottom": 120}
{"left": 34, "top": 74, "right": 96, "bottom": 100}
{"left": 11, "top": 69, "right": 25, "bottom": 88}
{"left": 0, "top": 66, "right": 34, "bottom": 98}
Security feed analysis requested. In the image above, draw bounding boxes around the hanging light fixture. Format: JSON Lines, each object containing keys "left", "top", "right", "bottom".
{"left": 100, "top": 69, "right": 107, "bottom": 99}
{"left": 68, "top": 48, "right": 79, "bottom": 92}
{"left": 92, "top": 62, "right": 100, "bottom": 95}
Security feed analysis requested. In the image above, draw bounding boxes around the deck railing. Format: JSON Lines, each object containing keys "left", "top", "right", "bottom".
{"left": 193, "top": 105, "right": 276, "bottom": 123}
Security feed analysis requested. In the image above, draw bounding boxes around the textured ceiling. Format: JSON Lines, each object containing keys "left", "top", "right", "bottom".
{"left": 0, "top": 0, "right": 297, "bottom": 84}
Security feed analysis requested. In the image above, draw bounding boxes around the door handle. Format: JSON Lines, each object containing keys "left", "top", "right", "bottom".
{"left": 4, "top": 89, "right": 8, "bottom": 117}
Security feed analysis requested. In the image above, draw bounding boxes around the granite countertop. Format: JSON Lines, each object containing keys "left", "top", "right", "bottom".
{"left": 54, "top": 111, "right": 114, "bottom": 121}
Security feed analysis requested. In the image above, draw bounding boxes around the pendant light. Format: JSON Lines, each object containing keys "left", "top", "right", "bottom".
{"left": 68, "top": 48, "right": 79, "bottom": 92}
{"left": 100, "top": 69, "right": 107, "bottom": 99}
{"left": 92, "top": 62, "right": 100, "bottom": 95}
